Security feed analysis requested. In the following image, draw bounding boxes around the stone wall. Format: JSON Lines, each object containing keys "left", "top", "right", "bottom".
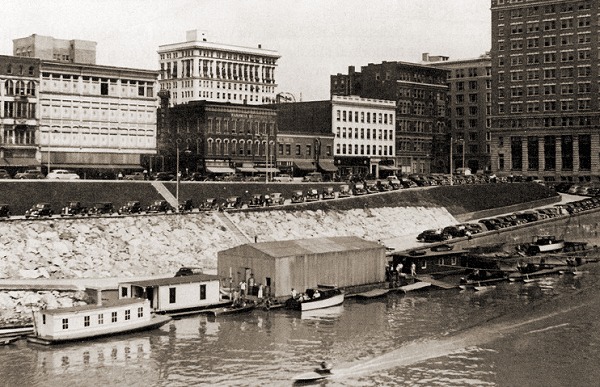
{"left": 0, "top": 206, "right": 457, "bottom": 280}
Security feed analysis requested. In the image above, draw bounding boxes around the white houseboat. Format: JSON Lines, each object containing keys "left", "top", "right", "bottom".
{"left": 118, "top": 274, "right": 227, "bottom": 317}
{"left": 27, "top": 298, "right": 171, "bottom": 345}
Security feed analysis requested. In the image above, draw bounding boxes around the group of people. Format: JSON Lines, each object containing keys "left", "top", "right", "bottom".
{"left": 231, "top": 274, "right": 269, "bottom": 307}
{"left": 385, "top": 261, "right": 417, "bottom": 284}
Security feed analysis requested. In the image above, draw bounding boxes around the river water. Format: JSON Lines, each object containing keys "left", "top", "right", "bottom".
{"left": 1, "top": 264, "right": 599, "bottom": 387}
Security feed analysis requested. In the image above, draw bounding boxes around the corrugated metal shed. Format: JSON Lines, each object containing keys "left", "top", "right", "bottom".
{"left": 218, "top": 236, "right": 386, "bottom": 297}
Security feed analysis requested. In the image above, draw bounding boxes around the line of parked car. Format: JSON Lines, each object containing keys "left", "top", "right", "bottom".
{"left": 417, "top": 196, "right": 600, "bottom": 243}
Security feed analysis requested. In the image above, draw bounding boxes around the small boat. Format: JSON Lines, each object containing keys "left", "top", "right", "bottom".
{"left": 286, "top": 287, "right": 344, "bottom": 311}
{"left": 474, "top": 284, "right": 496, "bottom": 291}
{"left": 0, "top": 325, "right": 34, "bottom": 338}
{"left": 522, "top": 235, "right": 565, "bottom": 255}
{"left": 293, "top": 363, "right": 335, "bottom": 383}
{"left": 27, "top": 298, "right": 171, "bottom": 345}
{"left": 203, "top": 302, "right": 256, "bottom": 317}
{"left": 0, "top": 336, "right": 19, "bottom": 345}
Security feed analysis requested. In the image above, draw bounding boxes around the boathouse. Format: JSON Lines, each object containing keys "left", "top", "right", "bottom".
{"left": 118, "top": 274, "right": 221, "bottom": 314}
{"left": 217, "top": 236, "right": 386, "bottom": 298}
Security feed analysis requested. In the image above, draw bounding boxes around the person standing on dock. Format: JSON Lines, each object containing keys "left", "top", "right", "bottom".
{"left": 257, "top": 284, "right": 264, "bottom": 300}
{"left": 410, "top": 263, "right": 416, "bottom": 277}
{"left": 240, "top": 281, "right": 247, "bottom": 297}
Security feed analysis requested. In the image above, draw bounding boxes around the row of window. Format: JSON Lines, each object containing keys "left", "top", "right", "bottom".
{"left": 501, "top": 99, "right": 592, "bottom": 113}
{"left": 494, "top": 116, "right": 593, "bottom": 129}
{"left": 56, "top": 307, "right": 144, "bottom": 330}
{"left": 498, "top": 50, "right": 593, "bottom": 66}
{"left": 336, "top": 143, "right": 394, "bottom": 157}
{"left": 41, "top": 73, "right": 154, "bottom": 98}
{"left": 498, "top": 66, "right": 592, "bottom": 83}
{"left": 2, "top": 128, "right": 36, "bottom": 145}
{"left": 336, "top": 110, "right": 393, "bottom": 125}
{"left": 277, "top": 143, "right": 333, "bottom": 157}
{"left": 160, "top": 50, "right": 276, "bottom": 65}
{"left": 168, "top": 285, "right": 206, "bottom": 304}
{"left": 2, "top": 101, "right": 36, "bottom": 118}
{"left": 496, "top": 1, "right": 592, "bottom": 17}
{"left": 4, "top": 64, "right": 36, "bottom": 76}
{"left": 161, "top": 59, "right": 275, "bottom": 84}
{"left": 4, "top": 80, "right": 36, "bottom": 96}
{"left": 335, "top": 127, "right": 393, "bottom": 141}
{"left": 205, "top": 119, "right": 275, "bottom": 136}
{"left": 499, "top": 16, "right": 592, "bottom": 36}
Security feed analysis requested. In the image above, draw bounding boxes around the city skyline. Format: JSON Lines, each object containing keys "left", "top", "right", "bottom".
{"left": 3, "top": 0, "right": 491, "bottom": 101}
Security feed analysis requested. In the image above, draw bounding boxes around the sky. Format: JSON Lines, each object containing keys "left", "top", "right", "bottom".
{"left": 3, "top": 0, "right": 491, "bottom": 101}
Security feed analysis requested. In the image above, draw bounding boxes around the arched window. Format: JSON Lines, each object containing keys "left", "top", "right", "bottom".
{"left": 207, "top": 138, "right": 214, "bottom": 155}
{"left": 27, "top": 81, "right": 36, "bottom": 96}
{"left": 15, "top": 81, "right": 25, "bottom": 95}
{"left": 5, "top": 80, "right": 14, "bottom": 95}
{"left": 6, "top": 64, "right": 12, "bottom": 74}
{"left": 223, "top": 139, "right": 230, "bottom": 155}
{"left": 215, "top": 139, "right": 222, "bottom": 155}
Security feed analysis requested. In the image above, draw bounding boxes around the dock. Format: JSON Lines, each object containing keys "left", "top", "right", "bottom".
{"left": 399, "top": 281, "right": 432, "bottom": 292}
{"left": 414, "top": 276, "right": 457, "bottom": 290}
{"left": 354, "top": 288, "right": 390, "bottom": 299}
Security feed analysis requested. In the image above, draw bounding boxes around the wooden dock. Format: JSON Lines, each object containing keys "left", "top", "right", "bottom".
{"left": 354, "top": 288, "right": 390, "bottom": 299}
{"left": 414, "top": 276, "right": 457, "bottom": 290}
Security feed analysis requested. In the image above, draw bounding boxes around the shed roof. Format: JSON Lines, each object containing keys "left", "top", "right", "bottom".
{"left": 120, "top": 274, "right": 220, "bottom": 287}
{"left": 221, "top": 236, "right": 384, "bottom": 259}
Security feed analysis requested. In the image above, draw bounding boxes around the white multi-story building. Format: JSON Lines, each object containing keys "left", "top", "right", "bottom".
{"left": 158, "top": 30, "right": 280, "bottom": 106}
{"left": 331, "top": 95, "right": 396, "bottom": 177}
{"left": 39, "top": 60, "right": 158, "bottom": 174}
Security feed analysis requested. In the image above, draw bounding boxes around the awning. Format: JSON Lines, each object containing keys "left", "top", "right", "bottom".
{"left": 6, "top": 157, "right": 40, "bottom": 167}
{"left": 293, "top": 160, "right": 316, "bottom": 171}
{"left": 379, "top": 165, "right": 400, "bottom": 171}
{"left": 237, "top": 167, "right": 258, "bottom": 173}
{"left": 318, "top": 160, "right": 338, "bottom": 172}
{"left": 50, "top": 164, "right": 143, "bottom": 170}
{"left": 206, "top": 166, "right": 236, "bottom": 174}
{"left": 255, "top": 167, "right": 280, "bottom": 173}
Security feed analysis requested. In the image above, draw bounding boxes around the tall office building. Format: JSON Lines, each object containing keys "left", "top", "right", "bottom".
{"left": 490, "top": 0, "right": 599, "bottom": 182}
{"left": 13, "top": 34, "right": 96, "bottom": 64}
{"left": 332, "top": 62, "right": 448, "bottom": 174}
{"left": 426, "top": 53, "right": 493, "bottom": 173}
{"left": 158, "top": 30, "right": 280, "bottom": 106}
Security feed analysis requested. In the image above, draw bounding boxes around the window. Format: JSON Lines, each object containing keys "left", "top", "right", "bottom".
{"left": 84, "top": 316, "right": 90, "bottom": 327}
{"left": 121, "top": 287, "right": 128, "bottom": 297}
{"left": 200, "top": 285, "right": 207, "bottom": 300}
{"left": 111, "top": 311, "right": 117, "bottom": 323}
{"left": 125, "top": 310, "right": 131, "bottom": 321}
{"left": 98, "top": 314, "right": 104, "bottom": 324}
{"left": 62, "top": 318, "right": 69, "bottom": 330}
{"left": 138, "top": 307, "right": 144, "bottom": 318}
{"left": 295, "top": 144, "right": 301, "bottom": 155}
{"left": 169, "top": 287, "right": 176, "bottom": 304}
{"left": 305, "top": 145, "right": 311, "bottom": 156}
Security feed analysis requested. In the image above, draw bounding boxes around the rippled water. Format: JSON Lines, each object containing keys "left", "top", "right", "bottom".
{"left": 1, "top": 266, "right": 599, "bottom": 387}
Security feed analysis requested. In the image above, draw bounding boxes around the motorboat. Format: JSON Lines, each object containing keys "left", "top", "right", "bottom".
{"left": 293, "top": 362, "right": 335, "bottom": 383}
{"left": 285, "top": 287, "right": 344, "bottom": 311}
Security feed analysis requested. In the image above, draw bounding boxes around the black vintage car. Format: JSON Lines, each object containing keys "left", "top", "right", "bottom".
{"left": 305, "top": 188, "right": 320, "bottom": 202}
{"left": 223, "top": 196, "right": 242, "bottom": 210}
{"left": 0, "top": 204, "right": 10, "bottom": 218}
{"left": 118, "top": 201, "right": 143, "bottom": 215}
{"left": 338, "top": 184, "right": 352, "bottom": 198}
{"left": 61, "top": 201, "right": 88, "bottom": 216}
{"left": 200, "top": 198, "right": 220, "bottom": 210}
{"left": 261, "top": 194, "right": 273, "bottom": 207}
{"left": 270, "top": 192, "right": 285, "bottom": 205}
{"left": 291, "top": 190, "right": 305, "bottom": 203}
{"left": 178, "top": 199, "right": 195, "bottom": 213}
{"left": 25, "top": 203, "right": 54, "bottom": 218}
{"left": 88, "top": 202, "right": 115, "bottom": 216}
{"left": 147, "top": 200, "right": 174, "bottom": 213}
{"left": 321, "top": 187, "right": 335, "bottom": 200}
{"left": 248, "top": 194, "right": 263, "bottom": 208}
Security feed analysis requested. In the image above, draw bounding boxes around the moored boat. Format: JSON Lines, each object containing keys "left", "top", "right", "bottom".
{"left": 27, "top": 298, "right": 171, "bottom": 345}
{"left": 286, "top": 287, "right": 344, "bottom": 311}
{"left": 203, "top": 301, "right": 256, "bottom": 317}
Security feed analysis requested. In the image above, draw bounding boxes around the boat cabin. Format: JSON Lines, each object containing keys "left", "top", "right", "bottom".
{"left": 390, "top": 248, "right": 467, "bottom": 277}
{"left": 118, "top": 274, "right": 222, "bottom": 314}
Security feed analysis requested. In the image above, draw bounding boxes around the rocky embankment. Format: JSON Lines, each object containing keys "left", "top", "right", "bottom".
{"left": 0, "top": 205, "right": 456, "bottom": 321}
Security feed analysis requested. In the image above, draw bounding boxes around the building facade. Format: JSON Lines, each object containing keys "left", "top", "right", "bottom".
{"left": 331, "top": 95, "right": 396, "bottom": 177}
{"left": 0, "top": 55, "right": 40, "bottom": 172}
{"left": 269, "top": 101, "right": 336, "bottom": 178}
{"left": 490, "top": 0, "right": 600, "bottom": 182}
{"left": 158, "top": 30, "right": 280, "bottom": 107}
{"left": 157, "top": 96, "right": 278, "bottom": 176}
{"left": 427, "top": 53, "right": 493, "bottom": 173}
{"left": 39, "top": 60, "right": 158, "bottom": 176}
{"left": 13, "top": 34, "right": 96, "bottom": 64}
{"left": 332, "top": 62, "right": 448, "bottom": 174}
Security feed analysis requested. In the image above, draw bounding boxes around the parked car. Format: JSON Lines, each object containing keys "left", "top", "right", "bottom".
{"left": 118, "top": 201, "right": 143, "bottom": 215}
{"left": 305, "top": 188, "right": 320, "bottom": 202}
{"left": 442, "top": 225, "right": 469, "bottom": 239}
{"left": 25, "top": 203, "right": 54, "bottom": 218}
{"left": 270, "top": 192, "right": 285, "bottom": 205}
{"left": 46, "top": 169, "right": 79, "bottom": 179}
{"left": 261, "top": 194, "right": 273, "bottom": 207}
{"left": 178, "top": 199, "right": 195, "bottom": 213}
{"left": 353, "top": 183, "right": 367, "bottom": 195}
{"left": 147, "top": 200, "right": 174, "bottom": 213}
{"left": 0, "top": 204, "right": 10, "bottom": 218}
{"left": 365, "top": 181, "right": 380, "bottom": 194}
{"left": 248, "top": 194, "right": 263, "bottom": 208}
{"left": 416, "top": 229, "right": 447, "bottom": 243}
{"left": 87, "top": 202, "right": 115, "bottom": 216}
{"left": 321, "top": 187, "right": 335, "bottom": 200}
{"left": 338, "top": 184, "right": 352, "bottom": 198}
{"left": 303, "top": 172, "right": 323, "bottom": 182}
{"left": 291, "top": 190, "right": 305, "bottom": 203}
{"left": 479, "top": 218, "right": 503, "bottom": 231}
{"left": 174, "top": 266, "right": 204, "bottom": 277}
{"left": 223, "top": 196, "right": 242, "bottom": 209}
{"left": 152, "top": 172, "right": 175, "bottom": 181}
{"left": 186, "top": 172, "right": 207, "bottom": 181}
{"left": 124, "top": 172, "right": 145, "bottom": 181}
{"left": 387, "top": 176, "right": 401, "bottom": 190}
{"left": 272, "top": 174, "right": 293, "bottom": 182}
{"left": 14, "top": 169, "right": 45, "bottom": 179}
{"left": 0, "top": 169, "right": 11, "bottom": 179}
{"left": 201, "top": 198, "right": 220, "bottom": 210}
{"left": 61, "top": 201, "right": 88, "bottom": 216}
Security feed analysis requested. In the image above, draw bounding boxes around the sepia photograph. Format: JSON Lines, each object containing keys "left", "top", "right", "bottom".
{"left": 0, "top": 0, "right": 599, "bottom": 385}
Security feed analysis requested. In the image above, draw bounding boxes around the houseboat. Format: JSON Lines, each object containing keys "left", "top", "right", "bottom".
{"left": 519, "top": 235, "right": 565, "bottom": 255}
{"left": 27, "top": 298, "right": 171, "bottom": 345}
{"left": 118, "top": 274, "right": 228, "bottom": 317}
{"left": 285, "top": 287, "right": 344, "bottom": 311}
{"left": 390, "top": 246, "right": 468, "bottom": 279}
